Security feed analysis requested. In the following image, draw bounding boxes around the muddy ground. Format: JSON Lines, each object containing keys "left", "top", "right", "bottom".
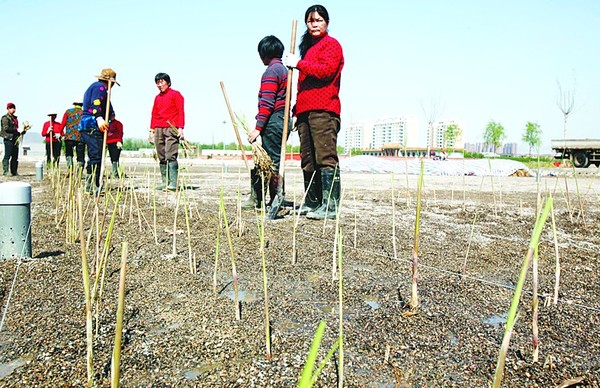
{"left": 0, "top": 159, "right": 599, "bottom": 387}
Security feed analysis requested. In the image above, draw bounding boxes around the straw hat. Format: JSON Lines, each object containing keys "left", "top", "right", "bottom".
{"left": 47, "top": 111, "right": 57, "bottom": 116}
{"left": 73, "top": 96, "right": 83, "bottom": 105}
{"left": 96, "top": 68, "right": 120, "bottom": 86}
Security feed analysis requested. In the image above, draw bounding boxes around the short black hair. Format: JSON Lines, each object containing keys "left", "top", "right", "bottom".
{"left": 155, "top": 73, "right": 171, "bottom": 86}
{"left": 258, "top": 35, "right": 284, "bottom": 60}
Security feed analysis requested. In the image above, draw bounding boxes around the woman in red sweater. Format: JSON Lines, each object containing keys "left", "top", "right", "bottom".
{"left": 285, "top": 4, "right": 344, "bottom": 220}
{"left": 41, "top": 112, "right": 63, "bottom": 167}
{"left": 107, "top": 112, "right": 124, "bottom": 177}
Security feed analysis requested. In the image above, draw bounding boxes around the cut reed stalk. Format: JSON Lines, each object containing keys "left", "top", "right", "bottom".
{"left": 353, "top": 185, "right": 357, "bottom": 249}
{"left": 492, "top": 197, "right": 552, "bottom": 388}
{"left": 570, "top": 165, "right": 585, "bottom": 220}
{"left": 182, "top": 182, "right": 195, "bottom": 274}
{"left": 213, "top": 196, "right": 222, "bottom": 293}
{"left": 111, "top": 242, "right": 128, "bottom": 388}
{"left": 292, "top": 171, "right": 316, "bottom": 264}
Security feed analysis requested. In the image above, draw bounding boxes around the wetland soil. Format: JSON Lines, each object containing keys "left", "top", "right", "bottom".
{"left": 1, "top": 160, "right": 599, "bottom": 387}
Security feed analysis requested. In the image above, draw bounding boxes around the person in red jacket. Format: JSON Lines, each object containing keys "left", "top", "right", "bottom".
{"left": 150, "top": 72, "right": 185, "bottom": 191}
{"left": 41, "top": 112, "right": 63, "bottom": 167}
{"left": 107, "top": 112, "right": 124, "bottom": 177}
{"left": 284, "top": 4, "right": 344, "bottom": 220}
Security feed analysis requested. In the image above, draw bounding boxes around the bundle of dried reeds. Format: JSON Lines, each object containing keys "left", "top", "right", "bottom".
{"left": 235, "top": 113, "right": 274, "bottom": 179}
{"left": 167, "top": 121, "right": 194, "bottom": 157}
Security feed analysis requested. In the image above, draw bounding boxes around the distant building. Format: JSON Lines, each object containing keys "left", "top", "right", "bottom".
{"left": 343, "top": 122, "right": 371, "bottom": 152}
{"left": 501, "top": 142, "right": 518, "bottom": 156}
{"left": 371, "top": 116, "right": 419, "bottom": 149}
{"left": 427, "top": 119, "right": 465, "bottom": 150}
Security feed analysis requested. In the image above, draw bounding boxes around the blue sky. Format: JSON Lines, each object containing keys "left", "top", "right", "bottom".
{"left": 2, "top": 0, "right": 598, "bottom": 153}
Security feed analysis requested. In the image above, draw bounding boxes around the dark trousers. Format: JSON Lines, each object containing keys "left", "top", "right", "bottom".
{"left": 154, "top": 127, "right": 179, "bottom": 164}
{"left": 261, "top": 110, "right": 284, "bottom": 171}
{"left": 64, "top": 139, "right": 86, "bottom": 164}
{"left": 107, "top": 143, "right": 121, "bottom": 163}
{"left": 297, "top": 111, "right": 340, "bottom": 173}
{"left": 81, "top": 131, "right": 104, "bottom": 187}
{"left": 3, "top": 138, "right": 19, "bottom": 174}
{"left": 45, "top": 141, "right": 62, "bottom": 164}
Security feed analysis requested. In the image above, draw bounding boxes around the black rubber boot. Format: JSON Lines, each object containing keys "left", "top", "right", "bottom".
{"left": 306, "top": 169, "right": 341, "bottom": 220}
{"left": 166, "top": 161, "right": 179, "bottom": 191}
{"left": 298, "top": 170, "right": 322, "bottom": 215}
{"left": 111, "top": 162, "right": 119, "bottom": 178}
{"left": 156, "top": 163, "right": 167, "bottom": 190}
{"left": 242, "top": 169, "right": 260, "bottom": 210}
{"left": 2, "top": 161, "right": 8, "bottom": 176}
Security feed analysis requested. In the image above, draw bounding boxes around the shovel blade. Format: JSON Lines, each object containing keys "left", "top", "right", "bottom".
{"left": 268, "top": 192, "right": 284, "bottom": 220}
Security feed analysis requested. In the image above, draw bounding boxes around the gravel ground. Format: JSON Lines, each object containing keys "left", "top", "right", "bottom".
{"left": 0, "top": 159, "right": 599, "bottom": 387}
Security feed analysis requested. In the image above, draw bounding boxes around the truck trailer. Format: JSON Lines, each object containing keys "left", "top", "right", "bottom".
{"left": 550, "top": 139, "right": 600, "bottom": 168}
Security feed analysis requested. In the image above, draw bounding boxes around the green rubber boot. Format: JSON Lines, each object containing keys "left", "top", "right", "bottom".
{"left": 155, "top": 163, "right": 167, "bottom": 190}
{"left": 306, "top": 169, "right": 340, "bottom": 220}
{"left": 166, "top": 161, "right": 179, "bottom": 191}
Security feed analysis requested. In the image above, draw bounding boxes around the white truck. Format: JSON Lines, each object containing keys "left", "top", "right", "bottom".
{"left": 551, "top": 139, "right": 600, "bottom": 168}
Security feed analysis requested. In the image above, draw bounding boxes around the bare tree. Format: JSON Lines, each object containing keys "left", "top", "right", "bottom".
{"left": 419, "top": 96, "right": 445, "bottom": 157}
{"left": 556, "top": 78, "right": 576, "bottom": 145}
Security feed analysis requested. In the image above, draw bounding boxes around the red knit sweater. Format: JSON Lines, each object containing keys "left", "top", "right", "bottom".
{"left": 150, "top": 87, "right": 185, "bottom": 129}
{"left": 295, "top": 33, "right": 344, "bottom": 116}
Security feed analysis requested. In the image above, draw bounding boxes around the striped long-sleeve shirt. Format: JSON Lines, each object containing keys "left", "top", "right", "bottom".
{"left": 255, "top": 58, "right": 287, "bottom": 132}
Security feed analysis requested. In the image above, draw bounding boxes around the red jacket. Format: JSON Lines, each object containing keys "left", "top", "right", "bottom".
{"left": 107, "top": 119, "right": 123, "bottom": 144}
{"left": 41, "top": 120, "right": 64, "bottom": 143}
{"left": 295, "top": 33, "right": 344, "bottom": 117}
{"left": 150, "top": 87, "right": 185, "bottom": 129}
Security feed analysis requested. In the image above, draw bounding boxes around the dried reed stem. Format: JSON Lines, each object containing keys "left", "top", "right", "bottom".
{"left": 111, "top": 242, "right": 128, "bottom": 388}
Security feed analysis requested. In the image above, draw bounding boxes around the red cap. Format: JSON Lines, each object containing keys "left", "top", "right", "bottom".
{"left": 6, "top": 102, "right": 15, "bottom": 109}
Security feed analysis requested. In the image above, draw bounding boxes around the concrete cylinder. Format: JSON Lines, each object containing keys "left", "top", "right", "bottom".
{"left": 35, "top": 161, "right": 44, "bottom": 181}
{"left": 0, "top": 182, "right": 32, "bottom": 259}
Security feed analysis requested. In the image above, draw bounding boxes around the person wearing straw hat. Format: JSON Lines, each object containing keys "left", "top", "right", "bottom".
{"left": 61, "top": 97, "right": 85, "bottom": 171}
{"left": 1, "top": 103, "right": 21, "bottom": 176}
{"left": 41, "top": 112, "right": 63, "bottom": 167}
{"left": 284, "top": 4, "right": 344, "bottom": 220}
{"left": 80, "top": 68, "right": 119, "bottom": 193}
{"left": 149, "top": 72, "right": 185, "bottom": 191}
{"left": 242, "top": 35, "right": 288, "bottom": 210}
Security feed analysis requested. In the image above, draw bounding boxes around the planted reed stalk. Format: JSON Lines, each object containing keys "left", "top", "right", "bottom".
{"left": 111, "top": 242, "right": 128, "bottom": 388}
{"left": 570, "top": 165, "right": 585, "bottom": 220}
{"left": 77, "top": 190, "right": 94, "bottom": 387}
{"left": 409, "top": 160, "right": 425, "bottom": 310}
{"left": 292, "top": 172, "right": 316, "bottom": 264}
{"left": 487, "top": 159, "right": 498, "bottom": 216}
{"left": 353, "top": 185, "right": 357, "bottom": 249}
{"left": 462, "top": 211, "right": 479, "bottom": 277}
{"left": 256, "top": 203, "right": 271, "bottom": 360}
{"left": 213, "top": 198, "right": 222, "bottom": 293}
{"left": 550, "top": 200, "right": 561, "bottom": 305}
{"left": 312, "top": 337, "right": 341, "bottom": 385}
{"left": 331, "top": 188, "right": 344, "bottom": 281}
{"left": 391, "top": 173, "right": 398, "bottom": 261}
{"left": 220, "top": 194, "right": 240, "bottom": 320}
{"left": 492, "top": 197, "right": 552, "bottom": 388}
{"left": 532, "top": 245, "right": 540, "bottom": 362}
{"left": 299, "top": 321, "right": 327, "bottom": 388}
{"left": 181, "top": 180, "right": 195, "bottom": 274}
{"left": 336, "top": 228, "right": 344, "bottom": 388}
{"left": 172, "top": 189, "right": 182, "bottom": 256}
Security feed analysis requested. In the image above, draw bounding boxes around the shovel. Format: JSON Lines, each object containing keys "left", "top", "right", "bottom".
{"left": 268, "top": 19, "right": 297, "bottom": 220}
